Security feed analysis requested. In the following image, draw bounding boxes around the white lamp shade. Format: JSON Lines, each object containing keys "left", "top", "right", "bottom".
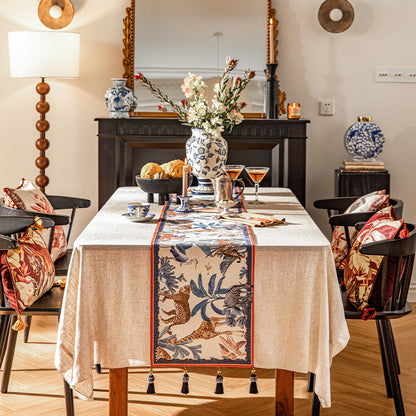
{"left": 8, "top": 31, "right": 80, "bottom": 79}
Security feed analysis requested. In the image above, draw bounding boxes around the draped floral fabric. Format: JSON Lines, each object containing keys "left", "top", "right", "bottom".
{"left": 0, "top": 224, "right": 55, "bottom": 315}
{"left": 331, "top": 190, "right": 389, "bottom": 269}
{"left": 4, "top": 178, "right": 67, "bottom": 262}
{"left": 151, "top": 198, "right": 253, "bottom": 366}
{"left": 343, "top": 206, "right": 403, "bottom": 311}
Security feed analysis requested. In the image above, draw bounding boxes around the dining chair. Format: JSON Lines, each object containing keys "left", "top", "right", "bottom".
{"left": 0, "top": 216, "right": 74, "bottom": 416}
{"left": 0, "top": 194, "right": 91, "bottom": 342}
{"left": 309, "top": 197, "right": 404, "bottom": 396}
{"left": 311, "top": 223, "right": 415, "bottom": 416}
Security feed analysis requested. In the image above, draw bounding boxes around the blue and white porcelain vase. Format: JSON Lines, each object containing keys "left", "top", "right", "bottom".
{"left": 185, "top": 128, "right": 228, "bottom": 194}
{"left": 344, "top": 116, "right": 385, "bottom": 161}
{"left": 104, "top": 78, "right": 137, "bottom": 118}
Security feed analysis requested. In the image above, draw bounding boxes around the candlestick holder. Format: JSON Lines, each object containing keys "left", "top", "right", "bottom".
{"left": 264, "top": 63, "right": 278, "bottom": 119}
{"left": 174, "top": 195, "right": 194, "bottom": 213}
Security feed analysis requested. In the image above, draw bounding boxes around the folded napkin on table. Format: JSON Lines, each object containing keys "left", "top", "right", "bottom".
{"left": 217, "top": 212, "right": 285, "bottom": 227}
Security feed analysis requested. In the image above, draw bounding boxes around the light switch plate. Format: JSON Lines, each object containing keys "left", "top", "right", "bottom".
{"left": 375, "top": 66, "right": 391, "bottom": 82}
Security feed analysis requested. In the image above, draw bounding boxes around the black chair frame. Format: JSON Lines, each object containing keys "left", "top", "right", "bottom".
{"left": 311, "top": 224, "right": 415, "bottom": 416}
{"left": 0, "top": 216, "right": 74, "bottom": 415}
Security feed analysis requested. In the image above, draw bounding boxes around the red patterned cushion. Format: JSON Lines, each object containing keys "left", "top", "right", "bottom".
{"left": 369, "top": 225, "right": 410, "bottom": 310}
{"left": 0, "top": 219, "right": 55, "bottom": 315}
{"left": 343, "top": 206, "right": 404, "bottom": 311}
{"left": 331, "top": 190, "right": 389, "bottom": 269}
{"left": 4, "top": 179, "right": 67, "bottom": 262}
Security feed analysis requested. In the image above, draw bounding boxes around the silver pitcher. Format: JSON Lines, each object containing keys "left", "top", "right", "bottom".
{"left": 212, "top": 173, "right": 245, "bottom": 214}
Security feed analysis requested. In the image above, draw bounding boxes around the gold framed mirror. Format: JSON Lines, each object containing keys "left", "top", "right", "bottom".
{"left": 122, "top": 0, "right": 285, "bottom": 117}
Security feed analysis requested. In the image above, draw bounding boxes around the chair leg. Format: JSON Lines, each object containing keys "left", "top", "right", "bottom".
{"left": 64, "top": 379, "right": 75, "bottom": 416}
{"left": 0, "top": 316, "right": 11, "bottom": 368}
{"left": 386, "top": 320, "right": 401, "bottom": 375}
{"left": 379, "top": 320, "right": 405, "bottom": 416}
{"left": 23, "top": 316, "right": 32, "bottom": 343}
{"left": 1, "top": 316, "right": 18, "bottom": 393}
{"left": 307, "top": 372, "right": 315, "bottom": 393}
{"left": 311, "top": 393, "right": 321, "bottom": 416}
{"left": 376, "top": 320, "right": 393, "bottom": 398}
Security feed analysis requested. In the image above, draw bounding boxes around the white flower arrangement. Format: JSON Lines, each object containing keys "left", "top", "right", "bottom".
{"left": 135, "top": 58, "right": 255, "bottom": 135}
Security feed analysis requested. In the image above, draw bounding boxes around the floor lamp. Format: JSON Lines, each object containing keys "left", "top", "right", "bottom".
{"left": 8, "top": 31, "right": 80, "bottom": 193}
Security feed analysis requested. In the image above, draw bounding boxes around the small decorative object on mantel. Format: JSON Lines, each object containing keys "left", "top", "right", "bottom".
{"left": 344, "top": 116, "right": 385, "bottom": 162}
{"left": 343, "top": 160, "right": 385, "bottom": 172}
{"left": 104, "top": 78, "right": 137, "bottom": 118}
{"left": 135, "top": 58, "right": 255, "bottom": 194}
{"left": 287, "top": 103, "right": 301, "bottom": 119}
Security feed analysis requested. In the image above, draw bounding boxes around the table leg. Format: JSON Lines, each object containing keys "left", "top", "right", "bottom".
{"left": 109, "top": 368, "right": 128, "bottom": 416}
{"left": 275, "top": 369, "right": 294, "bottom": 416}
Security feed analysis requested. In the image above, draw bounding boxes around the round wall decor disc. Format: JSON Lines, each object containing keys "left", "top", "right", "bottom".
{"left": 38, "top": 0, "right": 74, "bottom": 30}
{"left": 318, "top": 0, "right": 354, "bottom": 33}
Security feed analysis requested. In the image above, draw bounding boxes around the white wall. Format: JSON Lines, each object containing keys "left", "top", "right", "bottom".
{"left": 1, "top": 0, "right": 415, "bottom": 298}
{"left": 0, "top": 0, "right": 125, "bottom": 243}
{"left": 277, "top": 0, "right": 416, "bottom": 299}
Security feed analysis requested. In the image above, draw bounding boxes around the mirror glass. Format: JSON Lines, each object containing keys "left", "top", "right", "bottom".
{"left": 133, "top": 0, "right": 268, "bottom": 114}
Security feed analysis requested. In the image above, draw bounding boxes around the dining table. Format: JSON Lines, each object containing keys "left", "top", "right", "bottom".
{"left": 55, "top": 186, "right": 350, "bottom": 415}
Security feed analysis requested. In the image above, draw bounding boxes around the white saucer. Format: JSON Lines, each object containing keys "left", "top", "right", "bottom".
{"left": 122, "top": 213, "right": 155, "bottom": 222}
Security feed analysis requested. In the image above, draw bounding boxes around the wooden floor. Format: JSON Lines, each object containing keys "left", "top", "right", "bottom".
{"left": 0, "top": 309, "right": 415, "bottom": 416}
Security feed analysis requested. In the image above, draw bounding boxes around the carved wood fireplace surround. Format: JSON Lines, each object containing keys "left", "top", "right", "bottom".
{"left": 96, "top": 117, "right": 309, "bottom": 208}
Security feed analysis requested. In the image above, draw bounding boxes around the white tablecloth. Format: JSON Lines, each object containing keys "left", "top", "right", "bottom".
{"left": 55, "top": 187, "right": 349, "bottom": 408}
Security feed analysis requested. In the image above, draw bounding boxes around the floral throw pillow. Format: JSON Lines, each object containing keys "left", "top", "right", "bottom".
{"left": 3, "top": 178, "right": 67, "bottom": 262}
{"left": 0, "top": 218, "right": 55, "bottom": 316}
{"left": 343, "top": 206, "right": 404, "bottom": 312}
{"left": 331, "top": 190, "right": 389, "bottom": 269}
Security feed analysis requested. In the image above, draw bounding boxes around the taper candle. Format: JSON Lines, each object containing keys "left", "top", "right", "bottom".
{"left": 182, "top": 158, "right": 188, "bottom": 197}
{"left": 269, "top": 18, "right": 275, "bottom": 64}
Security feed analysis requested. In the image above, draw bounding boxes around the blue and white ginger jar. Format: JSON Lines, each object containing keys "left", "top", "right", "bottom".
{"left": 105, "top": 78, "right": 137, "bottom": 118}
{"left": 185, "top": 128, "right": 228, "bottom": 194}
{"left": 344, "top": 116, "right": 385, "bottom": 161}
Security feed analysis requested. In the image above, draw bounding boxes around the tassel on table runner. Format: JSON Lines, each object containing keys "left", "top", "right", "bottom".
{"left": 215, "top": 368, "right": 224, "bottom": 394}
{"left": 249, "top": 368, "right": 258, "bottom": 394}
{"left": 146, "top": 369, "right": 155, "bottom": 394}
{"left": 181, "top": 368, "right": 189, "bottom": 394}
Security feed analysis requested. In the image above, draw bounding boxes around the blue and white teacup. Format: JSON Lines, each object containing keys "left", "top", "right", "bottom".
{"left": 127, "top": 202, "right": 150, "bottom": 217}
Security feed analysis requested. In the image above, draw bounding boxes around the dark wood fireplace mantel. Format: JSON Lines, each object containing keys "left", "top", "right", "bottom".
{"left": 96, "top": 117, "right": 310, "bottom": 208}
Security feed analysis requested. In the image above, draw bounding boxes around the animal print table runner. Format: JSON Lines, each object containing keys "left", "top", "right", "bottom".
{"left": 151, "top": 197, "right": 254, "bottom": 367}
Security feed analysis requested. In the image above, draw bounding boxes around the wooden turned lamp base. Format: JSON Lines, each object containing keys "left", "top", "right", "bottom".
{"left": 35, "top": 78, "right": 50, "bottom": 192}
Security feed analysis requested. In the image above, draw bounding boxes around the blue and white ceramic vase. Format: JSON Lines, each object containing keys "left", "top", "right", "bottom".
{"left": 185, "top": 128, "right": 228, "bottom": 194}
{"left": 104, "top": 78, "right": 137, "bottom": 118}
{"left": 344, "top": 116, "right": 385, "bottom": 161}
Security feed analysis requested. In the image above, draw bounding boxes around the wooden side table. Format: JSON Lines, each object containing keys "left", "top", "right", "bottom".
{"left": 335, "top": 168, "right": 390, "bottom": 197}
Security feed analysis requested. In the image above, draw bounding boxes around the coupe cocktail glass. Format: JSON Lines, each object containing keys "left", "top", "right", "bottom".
{"left": 245, "top": 166, "right": 270, "bottom": 204}
{"left": 222, "top": 165, "right": 245, "bottom": 179}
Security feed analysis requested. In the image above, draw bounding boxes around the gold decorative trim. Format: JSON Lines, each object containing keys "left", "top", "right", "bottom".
{"left": 123, "top": 0, "right": 135, "bottom": 91}
{"left": 132, "top": 111, "right": 265, "bottom": 119}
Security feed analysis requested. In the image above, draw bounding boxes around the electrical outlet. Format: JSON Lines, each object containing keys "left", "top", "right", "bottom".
{"left": 391, "top": 67, "right": 406, "bottom": 83}
{"left": 319, "top": 99, "right": 335, "bottom": 116}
